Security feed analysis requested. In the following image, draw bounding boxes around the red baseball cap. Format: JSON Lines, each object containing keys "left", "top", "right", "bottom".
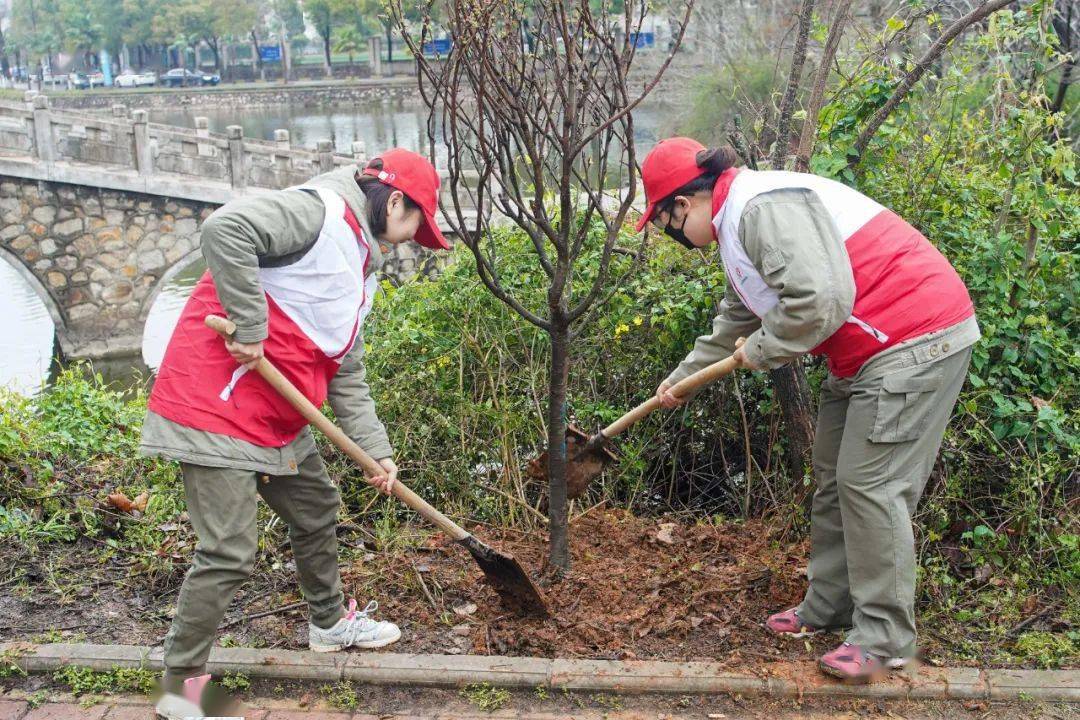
{"left": 362, "top": 148, "right": 450, "bottom": 250}
{"left": 635, "top": 137, "right": 708, "bottom": 232}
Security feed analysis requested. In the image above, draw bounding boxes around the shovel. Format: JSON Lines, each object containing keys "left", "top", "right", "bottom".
{"left": 538, "top": 344, "right": 745, "bottom": 499}
{"left": 205, "top": 315, "right": 550, "bottom": 618}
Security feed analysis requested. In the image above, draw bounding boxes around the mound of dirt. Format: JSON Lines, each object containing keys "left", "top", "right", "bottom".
{"left": 342, "top": 509, "right": 818, "bottom": 661}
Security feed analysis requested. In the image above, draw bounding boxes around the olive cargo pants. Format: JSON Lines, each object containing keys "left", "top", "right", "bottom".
{"left": 796, "top": 341, "right": 972, "bottom": 659}
{"left": 162, "top": 451, "right": 345, "bottom": 687}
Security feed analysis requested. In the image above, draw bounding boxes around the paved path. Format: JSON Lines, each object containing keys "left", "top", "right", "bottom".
{"left": 0, "top": 695, "right": 1072, "bottom": 720}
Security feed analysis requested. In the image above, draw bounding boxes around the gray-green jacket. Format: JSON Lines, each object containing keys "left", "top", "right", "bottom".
{"left": 140, "top": 166, "right": 393, "bottom": 474}
{"left": 665, "top": 188, "right": 979, "bottom": 385}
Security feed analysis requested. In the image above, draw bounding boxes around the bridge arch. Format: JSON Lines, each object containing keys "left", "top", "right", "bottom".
{"left": 0, "top": 245, "right": 66, "bottom": 348}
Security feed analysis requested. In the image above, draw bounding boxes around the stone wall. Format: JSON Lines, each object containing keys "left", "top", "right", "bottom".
{"left": 0, "top": 177, "right": 213, "bottom": 357}
{"left": 0, "top": 174, "right": 450, "bottom": 359}
{"left": 46, "top": 79, "right": 421, "bottom": 112}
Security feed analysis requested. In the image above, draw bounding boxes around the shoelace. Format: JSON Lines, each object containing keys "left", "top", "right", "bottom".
{"left": 345, "top": 598, "right": 379, "bottom": 621}
{"left": 338, "top": 599, "right": 380, "bottom": 645}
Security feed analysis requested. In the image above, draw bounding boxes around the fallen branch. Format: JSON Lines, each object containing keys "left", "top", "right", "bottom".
{"left": 220, "top": 601, "right": 306, "bottom": 629}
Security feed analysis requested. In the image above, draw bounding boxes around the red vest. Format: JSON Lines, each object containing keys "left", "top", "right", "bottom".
{"left": 711, "top": 169, "right": 974, "bottom": 377}
{"left": 148, "top": 187, "right": 378, "bottom": 447}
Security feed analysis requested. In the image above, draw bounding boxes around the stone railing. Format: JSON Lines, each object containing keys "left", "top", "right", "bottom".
{"left": 0, "top": 94, "right": 363, "bottom": 193}
{"left": 0, "top": 92, "right": 480, "bottom": 228}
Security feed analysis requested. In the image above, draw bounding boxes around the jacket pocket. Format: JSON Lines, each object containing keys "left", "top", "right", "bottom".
{"left": 869, "top": 366, "right": 943, "bottom": 443}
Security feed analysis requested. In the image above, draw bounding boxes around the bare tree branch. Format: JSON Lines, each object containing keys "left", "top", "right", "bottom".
{"left": 848, "top": 0, "right": 1022, "bottom": 169}
{"left": 771, "top": 0, "right": 817, "bottom": 169}
{"left": 795, "top": 0, "right": 855, "bottom": 172}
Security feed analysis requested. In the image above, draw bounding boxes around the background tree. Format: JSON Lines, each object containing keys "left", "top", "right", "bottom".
{"left": 334, "top": 25, "right": 364, "bottom": 67}
{"left": 391, "top": 0, "right": 695, "bottom": 571}
{"left": 1050, "top": 0, "right": 1078, "bottom": 116}
{"left": 304, "top": 0, "right": 338, "bottom": 77}
{"left": 269, "top": 0, "right": 305, "bottom": 82}
{"left": 9, "top": 0, "right": 61, "bottom": 80}
{"left": 57, "top": 0, "right": 104, "bottom": 69}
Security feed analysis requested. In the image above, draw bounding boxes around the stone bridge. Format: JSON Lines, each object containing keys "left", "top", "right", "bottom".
{"left": 0, "top": 93, "right": 468, "bottom": 360}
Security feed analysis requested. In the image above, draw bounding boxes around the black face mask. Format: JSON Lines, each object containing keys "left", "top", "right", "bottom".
{"left": 662, "top": 207, "right": 694, "bottom": 250}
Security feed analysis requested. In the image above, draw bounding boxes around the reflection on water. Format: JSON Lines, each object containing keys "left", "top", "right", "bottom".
{"left": 142, "top": 259, "right": 206, "bottom": 371}
{"left": 149, "top": 102, "right": 668, "bottom": 160}
{"left": 0, "top": 259, "right": 56, "bottom": 396}
{"left": 150, "top": 103, "right": 434, "bottom": 156}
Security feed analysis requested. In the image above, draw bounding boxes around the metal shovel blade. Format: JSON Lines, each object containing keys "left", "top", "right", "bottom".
{"left": 529, "top": 425, "right": 619, "bottom": 500}
{"left": 457, "top": 534, "right": 550, "bottom": 617}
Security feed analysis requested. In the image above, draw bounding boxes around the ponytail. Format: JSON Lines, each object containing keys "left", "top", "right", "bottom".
{"left": 694, "top": 146, "right": 739, "bottom": 176}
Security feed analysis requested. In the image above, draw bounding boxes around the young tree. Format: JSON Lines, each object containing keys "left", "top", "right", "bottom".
{"left": 391, "top": 0, "right": 695, "bottom": 571}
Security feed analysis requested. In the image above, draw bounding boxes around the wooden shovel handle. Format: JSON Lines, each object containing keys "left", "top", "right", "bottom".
{"left": 204, "top": 315, "right": 469, "bottom": 541}
{"left": 599, "top": 353, "right": 742, "bottom": 440}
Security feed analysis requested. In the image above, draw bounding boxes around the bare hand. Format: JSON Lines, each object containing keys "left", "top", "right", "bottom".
{"left": 367, "top": 457, "right": 398, "bottom": 496}
{"left": 732, "top": 336, "right": 759, "bottom": 370}
{"left": 225, "top": 339, "right": 264, "bottom": 369}
{"left": 655, "top": 380, "right": 687, "bottom": 409}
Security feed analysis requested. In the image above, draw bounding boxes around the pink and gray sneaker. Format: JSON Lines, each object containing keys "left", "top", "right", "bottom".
{"left": 765, "top": 607, "right": 821, "bottom": 638}
{"left": 818, "top": 642, "right": 908, "bottom": 683}
{"left": 154, "top": 674, "right": 209, "bottom": 719}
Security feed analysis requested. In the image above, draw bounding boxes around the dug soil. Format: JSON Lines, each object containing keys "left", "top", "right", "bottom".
{"left": 340, "top": 508, "right": 818, "bottom": 662}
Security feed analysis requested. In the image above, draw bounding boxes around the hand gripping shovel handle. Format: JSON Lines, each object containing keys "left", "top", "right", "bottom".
{"left": 598, "top": 351, "right": 743, "bottom": 442}
{"left": 204, "top": 315, "right": 469, "bottom": 542}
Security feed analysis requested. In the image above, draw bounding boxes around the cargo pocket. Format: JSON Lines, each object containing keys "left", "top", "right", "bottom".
{"left": 869, "top": 366, "right": 943, "bottom": 443}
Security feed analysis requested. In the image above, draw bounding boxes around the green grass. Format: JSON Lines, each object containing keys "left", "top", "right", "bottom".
{"left": 319, "top": 682, "right": 360, "bottom": 710}
{"left": 460, "top": 683, "right": 511, "bottom": 712}
{"left": 52, "top": 665, "right": 158, "bottom": 696}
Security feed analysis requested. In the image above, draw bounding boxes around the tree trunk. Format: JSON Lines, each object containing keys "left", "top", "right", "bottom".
{"left": 771, "top": 0, "right": 816, "bottom": 168}
{"left": 769, "top": 363, "right": 816, "bottom": 502}
{"left": 322, "top": 32, "right": 333, "bottom": 77}
{"left": 209, "top": 39, "right": 221, "bottom": 73}
{"left": 251, "top": 30, "right": 266, "bottom": 82}
{"left": 281, "top": 38, "right": 292, "bottom": 83}
{"left": 546, "top": 314, "right": 571, "bottom": 571}
{"left": 386, "top": 24, "right": 393, "bottom": 64}
{"left": 0, "top": 26, "right": 9, "bottom": 83}
{"left": 1050, "top": 59, "right": 1074, "bottom": 114}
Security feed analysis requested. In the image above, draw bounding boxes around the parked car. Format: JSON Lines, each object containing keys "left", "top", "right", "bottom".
{"left": 68, "top": 72, "right": 90, "bottom": 90}
{"left": 41, "top": 73, "right": 66, "bottom": 87}
{"left": 87, "top": 72, "right": 106, "bottom": 88}
{"left": 161, "top": 68, "right": 220, "bottom": 87}
{"left": 114, "top": 70, "right": 157, "bottom": 88}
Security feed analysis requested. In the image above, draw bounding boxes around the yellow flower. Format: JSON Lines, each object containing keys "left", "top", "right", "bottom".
{"left": 614, "top": 323, "right": 630, "bottom": 338}
{"left": 632, "top": 316, "right": 643, "bottom": 327}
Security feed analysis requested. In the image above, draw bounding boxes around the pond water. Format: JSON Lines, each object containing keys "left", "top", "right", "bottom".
{"left": 1, "top": 100, "right": 672, "bottom": 395}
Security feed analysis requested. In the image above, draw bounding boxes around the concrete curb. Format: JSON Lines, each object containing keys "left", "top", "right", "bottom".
{"left": 2, "top": 643, "right": 1077, "bottom": 703}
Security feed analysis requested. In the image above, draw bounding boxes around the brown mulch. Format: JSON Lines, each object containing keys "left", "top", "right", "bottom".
{"left": 340, "top": 508, "right": 824, "bottom": 662}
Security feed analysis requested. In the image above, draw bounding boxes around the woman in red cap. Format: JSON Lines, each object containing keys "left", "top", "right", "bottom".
{"left": 639, "top": 137, "right": 979, "bottom": 682}
{"left": 141, "top": 149, "right": 449, "bottom": 719}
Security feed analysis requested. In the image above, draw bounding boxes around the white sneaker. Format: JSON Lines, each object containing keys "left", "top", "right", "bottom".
{"left": 309, "top": 598, "right": 401, "bottom": 652}
{"left": 154, "top": 674, "right": 207, "bottom": 720}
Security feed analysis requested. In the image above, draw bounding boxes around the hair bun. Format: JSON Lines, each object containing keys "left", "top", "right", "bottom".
{"left": 695, "top": 146, "right": 738, "bottom": 174}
